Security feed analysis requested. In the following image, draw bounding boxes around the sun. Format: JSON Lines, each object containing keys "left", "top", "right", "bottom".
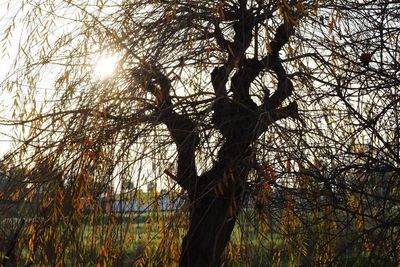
{"left": 93, "top": 54, "right": 119, "bottom": 79}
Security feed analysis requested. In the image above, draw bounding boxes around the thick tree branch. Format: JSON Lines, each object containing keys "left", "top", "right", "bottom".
{"left": 213, "top": 22, "right": 234, "bottom": 53}
{"left": 263, "top": 101, "right": 299, "bottom": 125}
{"left": 211, "top": 4, "right": 259, "bottom": 136}
{"left": 134, "top": 64, "right": 199, "bottom": 190}
{"left": 160, "top": 111, "right": 199, "bottom": 191}
{"left": 230, "top": 59, "right": 262, "bottom": 110}
{"left": 210, "top": 61, "right": 235, "bottom": 138}
{"left": 227, "top": 23, "right": 295, "bottom": 113}
{"left": 268, "top": 78, "right": 294, "bottom": 110}
{"left": 262, "top": 24, "right": 295, "bottom": 110}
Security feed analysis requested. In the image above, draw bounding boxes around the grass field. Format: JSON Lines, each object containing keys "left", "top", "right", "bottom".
{"left": 1, "top": 210, "right": 397, "bottom": 266}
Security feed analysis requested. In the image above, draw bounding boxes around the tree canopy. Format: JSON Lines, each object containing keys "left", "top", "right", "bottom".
{"left": 1, "top": 0, "right": 400, "bottom": 266}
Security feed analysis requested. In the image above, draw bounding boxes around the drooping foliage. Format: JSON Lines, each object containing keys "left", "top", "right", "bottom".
{"left": 0, "top": 0, "right": 400, "bottom": 266}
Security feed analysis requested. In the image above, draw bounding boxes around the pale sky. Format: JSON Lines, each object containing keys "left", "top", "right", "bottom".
{"left": 0, "top": 1, "right": 123, "bottom": 157}
{"left": 0, "top": 1, "right": 17, "bottom": 156}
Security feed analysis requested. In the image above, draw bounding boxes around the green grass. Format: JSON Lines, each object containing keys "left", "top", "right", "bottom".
{"left": 2, "top": 211, "right": 398, "bottom": 266}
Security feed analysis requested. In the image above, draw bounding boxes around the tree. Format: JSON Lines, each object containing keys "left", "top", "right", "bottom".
{"left": 1, "top": 0, "right": 400, "bottom": 266}
{"left": 0, "top": 158, "right": 28, "bottom": 266}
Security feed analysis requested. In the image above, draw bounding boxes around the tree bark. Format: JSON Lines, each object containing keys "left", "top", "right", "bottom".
{"left": 138, "top": 13, "right": 297, "bottom": 265}
{"left": 178, "top": 21, "right": 297, "bottom": 266}
{"left": 179, "top": 165, "right": 246, "bottom": 267}
{"left": 179, "top": 190, "right": 241, "bottom": 267}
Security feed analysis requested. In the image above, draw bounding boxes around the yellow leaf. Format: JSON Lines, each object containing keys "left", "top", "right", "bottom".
{"left": 10, "top": 191, "right": 20, "bottom": 201}
{"left": 286, "top": 160, "right": 291, "bottom": 172}
{"left": 100, "top": 247, "right": 107, "bottom": 258}
{"left": 28, "top": 235, "right": 35, "bottom": 252}
{"left": 329, "top": 16, "right": 336, "bottom": 33}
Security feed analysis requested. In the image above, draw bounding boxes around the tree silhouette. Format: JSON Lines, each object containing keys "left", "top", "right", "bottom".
{"left": 1, "top": 0, "right": 400, "bottom": 266}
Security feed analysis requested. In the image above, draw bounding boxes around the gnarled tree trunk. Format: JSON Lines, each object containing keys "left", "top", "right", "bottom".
{"left": 138, "top": 4, "right": 298, "bottom": 264}
{"left": 179, "top": 183, "right": 243, "bottom": 267}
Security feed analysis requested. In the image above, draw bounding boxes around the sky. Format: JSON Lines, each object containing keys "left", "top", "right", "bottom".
{"left": 0, "top": 0, "right": 148, "bottom": 191}
{"left": 0, "top": 1, "right": 17, "bottom": 156}
{"left": 0, "top": 1, "right": 121, "bottom": 157}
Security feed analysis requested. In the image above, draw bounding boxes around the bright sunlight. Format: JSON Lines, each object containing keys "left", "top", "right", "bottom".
{"left": 93, "top": 54, "right": 120, "bottom": 79}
